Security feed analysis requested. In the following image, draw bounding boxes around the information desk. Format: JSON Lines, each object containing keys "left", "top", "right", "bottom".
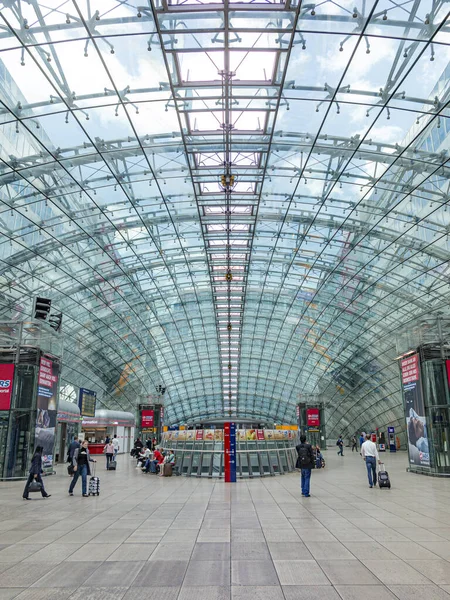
{"left": 88, "top": 443, "right": 105, "bottom": 455}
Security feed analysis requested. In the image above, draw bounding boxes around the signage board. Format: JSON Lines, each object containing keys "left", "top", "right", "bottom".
{"left": 401, "top": 353, "right": 430, "bottom": 468}
{"left": 306, "top": 408, "right": 320, "bottom": 428}
{"left": 0, "top": 363, "right": 14, "bottom": 410}
{"left": 36, "top": 356, "right": 59, "bottom": 469}
{"left": 141, "top": 410, "right": 154, "bottom": 428}
{"left": 78, "top": 388, "right": 97, "bottom": 417}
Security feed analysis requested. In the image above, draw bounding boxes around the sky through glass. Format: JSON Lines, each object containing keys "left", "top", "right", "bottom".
{"left": 0, "top": 0, "right": 449, "bottom": 436}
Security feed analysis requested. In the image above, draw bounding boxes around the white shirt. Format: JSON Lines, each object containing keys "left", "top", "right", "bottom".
{"left": 361, "top": 440, "right": 379, "bottom": 460}
{"left": 112, "top": 438, "right": 120, "bottom": 451}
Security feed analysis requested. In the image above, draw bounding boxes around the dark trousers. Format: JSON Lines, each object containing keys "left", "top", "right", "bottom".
{"left": 106, "top": 453, "right": 113, "bottom": 468}
{"left": 23, "top": 473, "right": 47, "bottom": 498}
{"left": 337, "top": 445, "right": 344, "bottom": 456}
{"left": 301, "top": 468, "right": 311, "bottom": 496}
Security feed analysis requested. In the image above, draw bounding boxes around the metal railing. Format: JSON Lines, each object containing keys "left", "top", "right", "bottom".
{"left": 164, "top": 440, "right": 298, "bottom": 477}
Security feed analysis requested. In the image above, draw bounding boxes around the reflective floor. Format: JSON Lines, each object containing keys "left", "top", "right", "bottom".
{"left": 1, "top": 451, "right": 450, "bottom": 599}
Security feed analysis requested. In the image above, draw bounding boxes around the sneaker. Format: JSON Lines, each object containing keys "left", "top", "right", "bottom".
{"left": 43, "top": 494, "right": 51, "bottom": 498}
{"left": 82, "top": 494, "right": 89, "bottom": 497}
{"left": 369, "top": 485, "right": 373, "bottom": 488}
{"left": 69, "top": 492, "right": 73, "bottom": 496}
{"left": 304, "top": 494, "right": 311, "bottom": 497}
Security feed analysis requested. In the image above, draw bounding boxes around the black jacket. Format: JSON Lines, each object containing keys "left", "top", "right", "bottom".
{"left": 67, "top": 440, "right": 80, "bottom": 462}
{"left": 295, "top": 443, "right": 315, "bottom": 469}
{"left": 29, "top": 452, "right": 43, "bottom": 475}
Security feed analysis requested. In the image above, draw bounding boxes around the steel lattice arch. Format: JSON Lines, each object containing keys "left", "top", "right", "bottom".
{"left": 0, "top": 0, "right": 449, "bottom": 436}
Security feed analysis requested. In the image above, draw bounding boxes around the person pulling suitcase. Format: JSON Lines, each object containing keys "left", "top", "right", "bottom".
{"left": 360, "top": 434, "right": 381, "bottom": 488}
{"left": 69, "top": 440, "right": 97, "bottom": 497}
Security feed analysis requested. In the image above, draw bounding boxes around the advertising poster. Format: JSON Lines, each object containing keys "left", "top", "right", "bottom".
{"left": 401, "top": 353, "right": 430, "bottom": 468}
{"left": 246, "top": 429, "right": 257, "bottom": 441}
{"left": 238, "top": 429, "right": 246, "bottom": 441}
{"left": 214, "top": 429, "right": 223, "bottom": 441}
{"left": 78, "top": 388, "right": 96, "bottom": 417}
{"left": 0, "top": 363, "right": 15, "bottom": 410}
{"left": 196, "top": 429, "right": 204, "bottom": 441}
{"left": 186, "top": 430, "right": 195, "bottom": 441}
{"left": 264, "top": 429, "right": 275, "bottom": 441}
{"left": 256, "top": 429, "right": 265, "bottom": 441}
{"left": 141, "top": 410, "right": 154, "bottom": 428}
{"left": 204, "top": 429, "right": 215, "bottom": 441}
{"left": 36, "top": 356, "right": 59, "bottom": 469}
{"left": 306, "top": 408, "right": 320, "bottom": 428}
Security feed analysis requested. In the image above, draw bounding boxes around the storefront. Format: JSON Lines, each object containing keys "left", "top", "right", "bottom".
{"left": 55, "top": 399, "right": 81, "bottom": 463}
{"left": 81, "top": 409, "right": 135, "bottom": 455}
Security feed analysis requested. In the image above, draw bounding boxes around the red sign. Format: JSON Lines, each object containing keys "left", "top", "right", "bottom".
{"left": 256, "top": 429, "right": 265, "bottom": 441}
{"left": 141, "top": 410, "right": 154, "bottom": 428}
{"left": 306, "top": 408, "right": 320, "bottom": 427}
{"left": 401, "top": 354, "right": 420, "bottom": 384}
{"left": 0, "top": 363, "right": 14, "bottom": 410}
{"left": 196, "top": 430, "right": 204, "bottom": 440}
{"left": 38, "top": 357, "right": 58, "bottom": 388}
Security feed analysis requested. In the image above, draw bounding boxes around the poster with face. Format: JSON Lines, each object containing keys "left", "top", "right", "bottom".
{"left": 35, "top": 356, "right": 60, "bottom": 470}
{"left": 401, "top": 354, "right": 430, "bottom": 468}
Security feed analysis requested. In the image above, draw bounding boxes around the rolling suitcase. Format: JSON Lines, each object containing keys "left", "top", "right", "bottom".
{"left": 89, "top": 463, "right": 100, "bottom": 496}
{"left": 378, "top": 463, "right": 391, "bottom": 489}
{"left": 108, "top": 460, "right": 117, "bottom": 471}
{"left": 163, "top": 463, "right": 173, "bottom": 477}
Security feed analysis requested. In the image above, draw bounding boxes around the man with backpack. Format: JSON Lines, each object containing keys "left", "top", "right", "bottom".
{"left": 296, "top": 434, "right": 315, "bottom": 497}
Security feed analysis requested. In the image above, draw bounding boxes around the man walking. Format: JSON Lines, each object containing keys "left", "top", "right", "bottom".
{"left": 361, "top": 434, "right": 381, "bottom": 488}
{"left": 296, "top": 434, "right": 315, "bottom": 497}
{"left": 351, "top": 436, "right": 357, "bottom": 452}
{"left": 112, "top": 434, "right": 120, "bottom": 457}
{"left": 67, "top": 436, "right": 80, "bottom": 475}
{"left": 336, "top": 435, "right": 344, "bottom": 456}
{"left": 359, "top": 432, "right": 365, "bottom": 454}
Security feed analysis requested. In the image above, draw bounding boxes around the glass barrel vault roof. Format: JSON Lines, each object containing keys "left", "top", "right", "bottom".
{"left": 0, "top": 0, "right": 450, "bottom": 435}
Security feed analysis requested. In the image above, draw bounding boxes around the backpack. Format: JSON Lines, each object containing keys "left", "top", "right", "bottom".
{"left": 297, "top": 445, "right": 310, "bottom": 468}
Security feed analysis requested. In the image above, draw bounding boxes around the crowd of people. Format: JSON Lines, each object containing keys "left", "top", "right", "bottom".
{"left": 132, "top": 437, "right": 176, "bottom": 476}
{"left": 22, "top": 430, "right": 386, "bottom": 501}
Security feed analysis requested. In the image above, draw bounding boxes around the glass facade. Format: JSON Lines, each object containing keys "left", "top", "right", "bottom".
{"left": 0, "top": 1, "right": 449, "bottom": 439}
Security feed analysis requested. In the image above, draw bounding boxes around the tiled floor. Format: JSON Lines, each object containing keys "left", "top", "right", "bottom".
{"left": 1, "top": 450, "right": 450, "bottom": 599}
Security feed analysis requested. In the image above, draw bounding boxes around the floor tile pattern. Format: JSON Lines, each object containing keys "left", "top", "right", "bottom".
{"left": 1, "top": 451, "right": 450, "bottom": 599}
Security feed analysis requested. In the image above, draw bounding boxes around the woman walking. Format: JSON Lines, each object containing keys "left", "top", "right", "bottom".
{"left": 69, "top": 440, "right": 96, "bottom": 497}
{"left": 23, "top": 446, "right": 51, "bottom": 500}
{"left": 103, "top": 440, "right": 114, "bottom": 469}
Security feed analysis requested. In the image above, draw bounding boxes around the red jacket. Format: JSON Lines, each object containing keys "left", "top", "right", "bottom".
{"left": 154, "top": 450, "right": 164, "bottom": 464}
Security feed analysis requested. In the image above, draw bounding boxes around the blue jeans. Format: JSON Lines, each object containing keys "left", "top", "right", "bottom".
{"left": 337, "top": 446, "right": 344, "bottom": 456}
{"left": 365, "top": 456, "right": 377, "bottom": 486}
{"left": 301, "top": 468, "right": 311, "bottom": 496}
{"left": 69, "top": 464, "right": 88, "bottom": 495}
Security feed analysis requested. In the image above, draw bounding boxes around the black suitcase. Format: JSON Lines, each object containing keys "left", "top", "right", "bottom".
{"left": 378, "top": 464, "right": 391, "bottom": 489}
{"left": 108, "top": 460, "right": 117, "bottom": 471}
